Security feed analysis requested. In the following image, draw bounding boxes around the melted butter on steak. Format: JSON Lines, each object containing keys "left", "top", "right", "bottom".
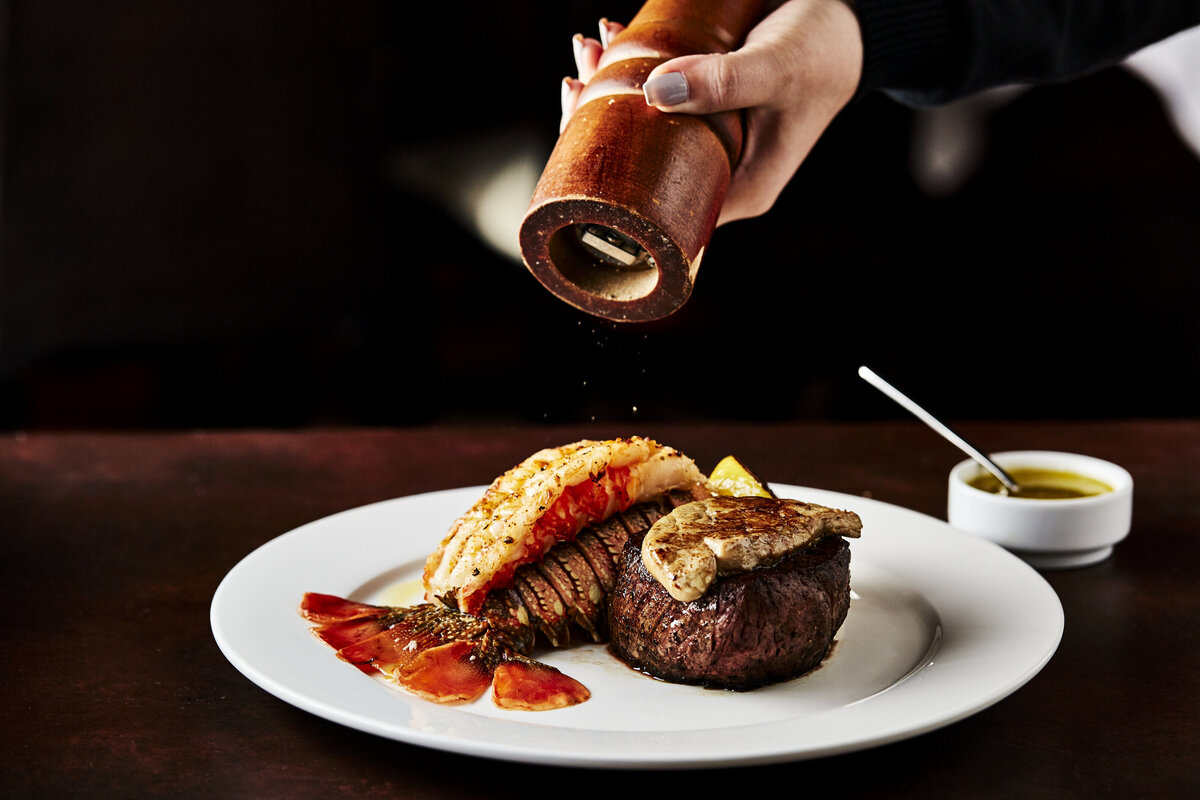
{"left": 641, "top": 496, "right": 863, "bottom": 601}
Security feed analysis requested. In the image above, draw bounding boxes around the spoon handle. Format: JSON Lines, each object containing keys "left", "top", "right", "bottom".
{"left": 858, "top": 366, "right": 1020, "bottom": 492}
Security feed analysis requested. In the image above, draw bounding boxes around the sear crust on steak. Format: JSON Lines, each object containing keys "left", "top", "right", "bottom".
{"left": 608, "top": 533, "right": 852, "bottom": 691}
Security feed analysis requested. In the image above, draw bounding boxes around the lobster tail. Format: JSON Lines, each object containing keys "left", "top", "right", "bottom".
{"left": 299, "top": 477, "right": 707, "bottom": 710}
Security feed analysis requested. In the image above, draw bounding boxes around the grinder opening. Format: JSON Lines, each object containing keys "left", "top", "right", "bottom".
{"left": 576, "top": 224, "right": 656, "bottom": 270}
{"left": 547, "top": 224, "right": 660, "bottom": 302}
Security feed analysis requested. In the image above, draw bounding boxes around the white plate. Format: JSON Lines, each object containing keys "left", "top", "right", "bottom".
{"left": 211, "top": 484, "right": 1063, "bottom": 769}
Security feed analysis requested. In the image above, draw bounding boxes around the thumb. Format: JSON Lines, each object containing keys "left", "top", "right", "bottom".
{"left": 643, "top": 49, "right": 779, "bottom": 114}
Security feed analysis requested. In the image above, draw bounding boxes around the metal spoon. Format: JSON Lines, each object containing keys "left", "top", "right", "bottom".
{"left": 858, "top": 365, "right": 1020, "bottom": 493}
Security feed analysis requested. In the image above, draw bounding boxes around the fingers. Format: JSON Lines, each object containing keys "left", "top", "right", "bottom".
{"left": 572, "top": 33, "right": 603, "bottom": 84}
{"left": 562, "top": 20, "right": 626, "bottom": 131}
{"left": 598, "top": 18, "right": 624, "bottom": 49}
{"left": 572, "top": 18, "right": 624, "bottom": 84}
{"left": 560, "top": 77, "right": 584, "bottom": 132}
{"left": 562, "top": 33, "right": 601, "bottom": 132}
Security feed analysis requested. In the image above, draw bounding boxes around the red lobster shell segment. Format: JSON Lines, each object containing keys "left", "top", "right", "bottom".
{"left": 493, "top": 653, "right": 591, "bottom": 711}
{"left": 299, "top": 592, "right": 392, "bottom": 624}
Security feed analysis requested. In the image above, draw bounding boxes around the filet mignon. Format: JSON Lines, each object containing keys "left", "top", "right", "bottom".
{"left": 607, "top": 532, "right": 852, "bottom": 690}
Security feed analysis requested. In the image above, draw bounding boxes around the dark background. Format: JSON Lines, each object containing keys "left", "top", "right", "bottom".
{"left": 2, "top": 1, "right": 1197, "bottom": 430}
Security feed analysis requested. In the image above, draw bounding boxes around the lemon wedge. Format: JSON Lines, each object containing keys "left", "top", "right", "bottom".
{"left": 707, "top": 455, "right": 774, "bottom": 498}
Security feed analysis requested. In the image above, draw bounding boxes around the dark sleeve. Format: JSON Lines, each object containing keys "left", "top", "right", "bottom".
{"left": 853, "top": 0, "right": 1200, "bottom": 106}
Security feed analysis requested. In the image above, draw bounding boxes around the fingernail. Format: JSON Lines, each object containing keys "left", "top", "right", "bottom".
{"left": 644, "top": 72, "right": 688, "bottom": 107}
{"left": 561, "top": 76, "right": 573, "bottom": 107}
{"left": 598, "top": 18, "right": 613, "bottom": 48}
{"left": 572, "top": 33, "right": 584, "bottom": 65}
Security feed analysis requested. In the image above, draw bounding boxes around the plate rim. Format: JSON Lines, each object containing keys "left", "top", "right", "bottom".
{"left": 211, "top": 483, "right": 1064, "bottom": 768}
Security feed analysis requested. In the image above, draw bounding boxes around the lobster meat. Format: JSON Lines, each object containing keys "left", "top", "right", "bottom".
{"left": 301, "top": 437, "right": 710, "bottom": 711}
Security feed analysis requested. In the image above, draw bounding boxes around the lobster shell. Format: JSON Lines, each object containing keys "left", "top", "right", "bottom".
{"left": 300, "top": 490, "right": 699, "bottom": 710}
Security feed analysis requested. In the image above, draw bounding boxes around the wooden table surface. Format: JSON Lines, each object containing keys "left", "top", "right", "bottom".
{"left": 2, "top": 420, "right": 1196, "bottom": 797}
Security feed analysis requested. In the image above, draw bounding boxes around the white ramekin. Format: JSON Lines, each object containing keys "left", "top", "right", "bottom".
{"left": 947, "top": 450, "right": 1133, "bottom": 569}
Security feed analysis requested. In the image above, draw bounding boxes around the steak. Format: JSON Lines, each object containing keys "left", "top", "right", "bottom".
{"left": 607, "top": 532, "right": 852, "bottom": 690}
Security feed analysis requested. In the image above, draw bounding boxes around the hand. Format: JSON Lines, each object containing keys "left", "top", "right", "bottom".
{"left": 561, "top": 1, "right": 863, "bottom": 225}
{"left": 560, "top": 19, "right": 624, "bottom": 132}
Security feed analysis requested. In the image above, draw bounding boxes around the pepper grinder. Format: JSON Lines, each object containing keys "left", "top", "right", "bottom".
{"left": 519, "top": 0, "right": 765, "bottom": 322}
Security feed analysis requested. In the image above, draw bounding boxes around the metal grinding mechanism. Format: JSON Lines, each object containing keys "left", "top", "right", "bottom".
{"left": 519, "top": 0, "right": 765, "bottom": 322}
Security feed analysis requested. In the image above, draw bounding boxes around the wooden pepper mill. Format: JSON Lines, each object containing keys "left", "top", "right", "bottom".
{"left": 519, "top": 0, "right": 765, "bottom": 322}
